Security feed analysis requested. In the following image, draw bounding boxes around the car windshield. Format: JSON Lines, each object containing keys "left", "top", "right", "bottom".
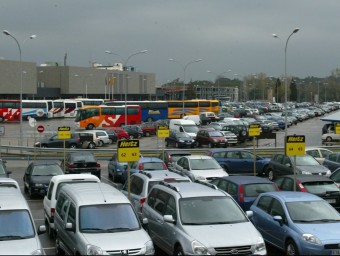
{"left": 189, "top": 159, "right": 221, "bottom": 170}
{"left": 176, "top": 133, "right": 191, "bottom": 138}
{"left": 0, "top": 210, "right": 35, "bottom": 240}
{"left": 286, "top": 200, "right": 340, "bottom": 223}
{"left": 182, "top": 125, "right": 199, "bottom": 133}
{"left": 80, "top": 204, "right": 140, "bottom": 233}
{"left": 142, "top": 162, "right": 165, "bottom": 171}
{"left": 303, "top": 181, "right": 340, "bottom": 194}
{"left": 180, "top": 196, "right": 247, "bottom": 225}
{"left": 72, "top": 154, "right": 96, "bottom": 162}
{"left": 243, "top": 184, "right": 277, "bottom": 197}
{"left": 295, "top": 155, "right": 320, "bottom": 166}
{"left": 208, "top": 131, "right": 223, "bottom": 137}
{"left": 32, "top": 165, "right": 63, "bottom": 176}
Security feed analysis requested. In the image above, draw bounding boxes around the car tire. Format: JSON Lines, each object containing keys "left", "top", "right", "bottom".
{"left": 98, "top": 140, "right": 104, "bottom": 147}
{"left": 87, "top": 142, "right": 96, "bottom": 149}
{"left": 121, "top": 136, "right": 127, "bottom": 140}
{"left": 326, "top": 136, "right": 332, "bottom": 142}
{"left": 137, "top": 134, "right": 142, "bottom": 139}
{"left": 87, "top": 124, "right": 95, "bottom": 130}
{"left": 145, "top": 132, "right": 150, "bottom": 137}
{"left": 69, "top": 144, "right": 77, "bottom": 149}
{"left": 56, "top": 235, "right": 66, "bottom": 256}
{"left": 109, "top": 138, "right": 114, "bottom": 144}
{"left": 174, "top": 245, "right": 184, "bottom": 256}
{"left": 41, "top": 144, "right": 47, "bottom": 148}
{"left": 286, "top": 239, "right": 298, "bottom": 255}
{"left": 268, "top": 169, "right": 275, "bottom": 181}
{"left": 108, "top": 171, "right": 113, "bottom": 180}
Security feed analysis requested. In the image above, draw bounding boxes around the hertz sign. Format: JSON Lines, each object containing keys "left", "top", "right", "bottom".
{"left": 117, "top": 140, "right": 140, "bottom": 162}
{"left": 285, "top": 135, "right": 305, "bottom": 156}
{"left": 58, "top": 126, "right": 71, "bottom": 139}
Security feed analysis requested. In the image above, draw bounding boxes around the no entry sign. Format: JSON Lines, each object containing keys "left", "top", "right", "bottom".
{"left": 37, "top": 125, "right": 45, "bottom": 133}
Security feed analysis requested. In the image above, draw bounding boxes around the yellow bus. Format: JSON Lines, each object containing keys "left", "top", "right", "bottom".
{"left": 167, "top": 100, "right": 219, "bottom": 119}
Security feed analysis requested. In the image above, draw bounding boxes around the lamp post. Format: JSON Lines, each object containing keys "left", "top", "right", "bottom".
{"left": 169, "top": 58, "right": 203, "bottom": 115}
{"left": 3, "top": 30, "right": 36, "bottom": 146}
{"left": 206, "top": 69, "right": 232, "bottom": 100}
{"left": 273, "top": 28, "right": 300, "bottom": 147}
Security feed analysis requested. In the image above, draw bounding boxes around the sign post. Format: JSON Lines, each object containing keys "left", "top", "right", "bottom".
{"left": 58, "top": 127, "right": 71, "bottom": 172}
{"left": 157, "top": 125, "right": 170, "bottom": 161}
{"left": 248, "top": 124, "right": 261, "bottom": 176}
{"left": 0, "top": 126, "right": 4, "bottom": 158}
{"left": 29, "top": 118, "right": 37, "bottom": 160}
{"left": 117, "top": 140, "right": 140, "bottom": 200}
{"left": 37, "top": 125, "right": 44, "bottom": 156}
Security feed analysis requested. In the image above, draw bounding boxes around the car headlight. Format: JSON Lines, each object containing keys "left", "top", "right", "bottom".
{"left": 300, "top": 170, "right": 312, "bottom": 175}
{"left": 192, "top": 240, "right": 210, "bottom": 255}
{"left": 326, "top": 169, "right": 331, "bottom": 175}
{"left": 302, "top": 233, "right": 321, "bottom": 245}
{"left": 145, "top": 240, "right": 155, "bottom": 255}
{"left": 34, "top": 183, "right": 44, "bottom": 187}
{"left": 179, "top": 140, "right": 184, "bottom": 142}
{"left": 195, "top": 176, "right": 207, "bottom": 181}
{"left": 86, "top": 244, "right": 103, "bottom": 255}
{"left": 31, "top": 249, "right": 44, "bottom": 255}
{"left": 254, "top": 236, "right": 266, "bottom": 254}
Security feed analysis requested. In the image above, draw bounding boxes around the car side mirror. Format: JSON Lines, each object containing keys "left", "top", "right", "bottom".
{"left": 7, "top": 170, "right": 12, "bottom": 175}
{"left": 142, "top": 218, "right": 149, "bottom": 229}
{"left": 163, "top": 215, "right": 175, "bottom": 224}
{"left": 285, "top": 163, "right": 292, "bottom": 167}
{"left": 246, "top": 211, "right": 253, "bottom": 218}
{"left": 65, "top": 222, "right": 75, "bottom": 232}
{"left": 37, "top": 225, "right": 46, "bottom": 235}
{"left": 273, "top": 215, "right": 283, "bottom": 226}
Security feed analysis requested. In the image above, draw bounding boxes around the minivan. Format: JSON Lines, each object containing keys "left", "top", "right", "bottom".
{"left": 55, "top": 183, "right": 154, "bottom": 255}
{"left": 0, "top": 187, "right": 46, "bottom": 255}
{"left": 43, "top": 174, "right": 100, "bottom": 238}
{"left": 169, "top": 119, "right": 198, "bottom": 139}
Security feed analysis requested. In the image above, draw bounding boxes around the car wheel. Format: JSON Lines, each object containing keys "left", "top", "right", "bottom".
{"left": 137, "top": 134, "right": 142, "bottom": 139}
{"left": 87, "top": 142, "right": 96, "bottom": 149}
{"left": 326, "top": 136, "right": 332, "bottom": 142}
{"left": 69, "top": 144, "right": 77, "bottom": 149}
{"left": 121, "top": 136, "right": 127, "bottom": 140}
{"left": 87, "top": 124, "right": 94, "bottom": 130}
{"left": 174, "top": 245, "right": 184, "bottom": 256}
{"left": 56, "top": 235, "right": 66, "bottom": 256}
{"left": 145, "top": 132, "right": 150, "bottom": 137}
{"left": 286, "top": 239, "right": 298, "bottom": 255}
{"left": 41, "top": 144, "right": 47, "bottom": 148}
{"left": 268, "top": 169, "right": 275, "bottom": 181}
{"left": 98, "top": 140, "right": 104, "bottom": 147}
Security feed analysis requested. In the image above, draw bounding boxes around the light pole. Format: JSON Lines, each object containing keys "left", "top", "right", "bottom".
{"left": 206, "top": 69, "right": 232, "bottom": 100}
{"left": 273, "top": 28, "right": 300, "bottom": 146}
{"left": 3, "top": 30, "right": 36, "bottom": 146}
{"left": 169, "top": 58, "right": 203, "bottom": 115}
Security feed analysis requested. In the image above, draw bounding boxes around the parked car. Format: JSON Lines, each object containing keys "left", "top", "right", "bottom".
{"left": 220, "top": 123, "right": 249, "bottom": 143}
{"left": 107, "top": 127, "right": 129, "bottom": 140}
{"left": 266, "top": 154, "right": 331, "bottom": 181}
{"left": 108, "top": 152, "right": 128, "bottom": 183}
{"left": 121, "top": 170, "right": 191, "bottom": 221}
{"left": 305, "top": 147, "right": 333, "bottom": 164}
{"left": 165, "top": 131, "right": 195, "bottom": 148}
{"left": 60, "top": 151, "right": 101, "bottom": 179}
{"left": 142, "top": 181, "right": 266, "bottom": 255}
{"left": 0, "top": 177, "right": 20, "bottom": 189}
{"left": 220, "top": 130, "right": 238, "bottom": 145}
{"left": 199, "top": 112, "right": 220, "bottom": 125}
{"left": 123, "top": 125, "right": 143, "bottom": 139}
{"left": 273, "top": 174, "right": 340, "bottom": 211}
{"left": 195, "top": 129, "right": 228, "bottom": 148}
{"left": 250, "top": 191, "right": 340, "bottom": 255}
{"left": 162, "top": 150, "right": 192, "bottom": 170}
{"left": 207, "top": 149, "right": 271, "bottom": 176}
{"left": 23, "top": 160, "right": 64, "bottom": 198}
{"left": 322, "top": 133, "right": 340, "bottom": 143}
{"left": 173, "top": 155, "right": 228, "bottom": 181}
{"left": 211, "top": 176, "right": 279, "bottom": 211}
{"left": 34, "top": 133, "right": 84, "bottom": 149}
{"left": 0, "top": 159, "right": 10, "bottom": 178}
{"left": 322, "top": 152, "right": 340, "bottom": 172}
{"left": 98, "top": 128, "right": 118, "bottom": 144}
{"left": 140, "top": 122, "right": 157, "bottom": 137}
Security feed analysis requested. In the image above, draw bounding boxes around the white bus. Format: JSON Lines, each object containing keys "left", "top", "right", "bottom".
{"left": 51, "top": 100, "right": 65, "bottom": 118}
{"left": 22, "top": 100, "right": 53, "bottom": 120}
{"left": 64, "top": 100, "right": 83, "bottom": 118}
{"left": 75, "top": 98, "right": 105, "bottom": 106}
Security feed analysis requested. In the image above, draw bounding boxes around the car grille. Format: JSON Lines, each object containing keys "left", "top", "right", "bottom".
{"left": 106, "top": 248, "right": 142, "bottom": 255}
{"left": 214, "top": 245, "right": 252, "bottom": 255}
{"left": 325, "top": 244, "right": 340, "bottom": 249}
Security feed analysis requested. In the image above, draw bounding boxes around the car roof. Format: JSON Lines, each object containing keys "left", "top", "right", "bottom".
{"left": 50, "top": 174, "right": 100, "bottom": 183}
{"left": 0, "top": 178, "right": 20, "bottom": 189}
{"left": 276, "top": 174, "right": 334, "bottom": 182}
{"left": 259, "top": 191, "right": 323, "bottom": 202}
{"left": 138, "top": 157, "right": 164, "bottom": 163}
{"left": 0, "top": 188, "right": 29, "bottom": 210}
{"left": 30, "top": 160, "right": 60, "bottom": 166}
{"left": 134, "top": 170, "right": 190, "bottom": 181}
{"left": 165, "top": 150, "right": 192, "bottom": 155}
{"left": 207, "top": 148, "right": 251, "bottom": 153}
{"left": 181, "top": 155, "right": 213, "bottom": 160}
{"left": 305, "top": 147, "right": 332, "bottom": 152}
{"left": 217, "top": 176, "right": 274, "bottom": 185}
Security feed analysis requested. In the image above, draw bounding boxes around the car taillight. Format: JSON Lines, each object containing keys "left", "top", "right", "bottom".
{"left": 51, "top": 208, "right": 55, "bottom": 219}
{"left": 162, "top": 162, "right": 168, "bottom": 170}
{"left": 139, "top": 197, "right": 146, "bottom": 213}
{"left": 168, "top": 155, "right": 172, "bottom": 162}
{"left": 164, "top": 178, "right": 176, "bottom": 182}
{"left": 297, "top": 182, "right": 307, "bottom": 192}
{"left": 138, "top": 163, "right": 143, "bottom": 170}
{"left": 239, "top": 185, "right": 244, "bottom": 202}
{"left": 68, "top": 163, "right": 75, "bottom": 169}
{"left": 96, "top": 163, "right": 101, "bottom": 168}
{"left": 76, "top": 137, "right": 80, "bottom": 141}
{"left": 96, "top": 136, "right": 100, "bottom": 140}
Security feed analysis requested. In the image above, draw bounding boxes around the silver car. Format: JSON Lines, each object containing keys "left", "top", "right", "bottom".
{"left": 142, "top": 181, "right": 266, "bottom": 255}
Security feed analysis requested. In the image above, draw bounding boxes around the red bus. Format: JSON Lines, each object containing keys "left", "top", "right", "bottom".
{"left": 75, "top": 105, "right": 141, "bottom": 129}
{"left": 0, "top": 99, "right": 21, "bottom": 122}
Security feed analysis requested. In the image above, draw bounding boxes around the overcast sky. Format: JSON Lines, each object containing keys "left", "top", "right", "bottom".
{"left": 1, "top": 0, "right": 340, "bottom": 85}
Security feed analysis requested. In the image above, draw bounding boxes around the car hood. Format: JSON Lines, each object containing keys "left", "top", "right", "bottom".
{"left": 191, "top": 169, "right": 227, "bottom": 179}
{"left": 295, "top": 222, "right": 340, "bottom": 242}
{"left": 30, "top": 175, "right": 56, "bottom": 184}
{"left": 296, "top": 165, "right": 330, "bottom": 174}
{"left": 82, "top": 229, "right": 150, "bottom": 250}
{"left": 0, "top": 237, "right": 41, "bottom": 255}
{"left": 183, "top": 222, "right": 261, "bottom": 247}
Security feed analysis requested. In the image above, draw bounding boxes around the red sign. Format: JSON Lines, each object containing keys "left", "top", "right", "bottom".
{"left": 37, "top": 125, "right": 45, "bottom": 133}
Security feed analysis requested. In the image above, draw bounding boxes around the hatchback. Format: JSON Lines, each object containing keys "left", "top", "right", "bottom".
{"left": 163, "top": 150, "right": 192, "bottom": 170}
{"left": 106, "top": 127, "right": 129, "bottom": 140}
{"left": 34, "top": 133, "right": 83, "bottom": 149}
{"left": 165, "top": 131, "right": 195, "bottom": 148}
{"left": 195, "top": 129, "right": 227, "bottom": 148}
{"left": 250, "top": 191, "right": 340, "bottom": 255}
{"left": 108, "top": 152, "right": 128, "bottom": 183}
{"left": 123, "top": 125, "right": 143, "bottom": 139}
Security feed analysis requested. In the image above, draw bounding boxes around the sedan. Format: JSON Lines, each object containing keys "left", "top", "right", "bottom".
{"left": 322, "top": 133, "right": 340, "bottom": 143}
{"left": 23, "top": 161, "right": 64, "bottom": 198}
{"left": 165, "top": 131, "right": 195, "bottom": 148}
{"left": 250, "top": 191, "right": 340, "bottom": 255}
{"left": 210, "top": 176, "right": 278, "bottom": 211}
{"left": 305, "top": 147, "right": 333, "bottom": 164}
{"left": 173, "top": 155, "right": 228, "bottom": 181}
{"left": 273, "top": 174, "right": 340, "bottom": 211}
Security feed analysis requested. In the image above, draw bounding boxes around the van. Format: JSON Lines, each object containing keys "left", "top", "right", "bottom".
{"left": 182, "top": 115, "right": 201, "bottom": 125}
{"left": 169, "top": 119, "right": 199, "bottom": 139}
{"left": 74, "top": 130, "right": 110, "bottom": 148}
{"left": 43, "top": 174, "right": 100, "bottom": 238}
{"left": 55, "top": 183, "right": 154, "bottom": 255}
{"left": 0, "top": 187, "right": 46, "bottom": 255}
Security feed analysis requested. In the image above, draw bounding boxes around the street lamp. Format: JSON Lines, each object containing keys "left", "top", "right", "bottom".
{"left": 3, "top": 30, "right": 36, "bottom": 146}
{"left": 273, "top": 28, "right": 300, "bottom": 147}
{"left": 169, "top": 58, "right": 203, "bottom": 115}
{"left": 206, "top": 69, "right": 232, "bottom": 100}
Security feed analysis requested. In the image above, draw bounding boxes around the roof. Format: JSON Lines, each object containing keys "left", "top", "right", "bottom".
{"left": 218, "top": 176, "right": 274, "bottom": 185}
{"left": 160, "top": 182, "right": 226, "bottom": 198}
{"left": 278, "top": 174, "right": 334, "bottom": 182}
{"left": 320, "top": 112, "right": 340, "bottom": 122}
{"left": 260, "top": 191, "right": 322, "bottom": 202}
{"left": 30, "top": 160, "right": 60, "bottom": 166}
{"left": 50, "top": 174, "right": 100, "bottom": 183}
{"left": 0, "top": 188, "right": 29, "bottom": 210}
{"left": 138, "top": 157, "right": 164, "bottom": 163}
{"left": 135, "top": 170, "right": 190, "bottom": 180}
{"left": 182, "top": 155, "right": 213, "bottom": 160}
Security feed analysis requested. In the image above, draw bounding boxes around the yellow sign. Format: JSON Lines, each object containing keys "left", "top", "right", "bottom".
{"left": 336, "top": 123, "right": 340, "bottom": 134}
{"left": 58, "top": 126, "right": 71, "bottom": 139}
{"left": 286, "top": 135, "right": 305, "bottom": 156}
{"left": 248, "top": 124, "right": 261, "bottom": 137}
{"left": 117, "top": 140, "right": 140, "bottom": 162}
{"left": 157, "top": 125, "right": 170, "bottom": 138}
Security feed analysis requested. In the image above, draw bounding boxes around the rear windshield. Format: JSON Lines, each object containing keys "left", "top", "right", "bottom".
{"left": 71, "top": 154, "right": 96, "bottom": 162}
{"left": 303, "top": 181, "right": 340, "bottom": 194}
{"left": 243, "top": 183, "right": 277, "bottom": 197}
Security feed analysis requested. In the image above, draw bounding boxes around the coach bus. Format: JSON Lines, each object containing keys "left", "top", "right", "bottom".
{"left": 0, "top": 99, "right": 20, "bottom": 122}
{"left": 167, "top": 99, "right": 219, "bottom": 119}
{"left": 51, "top": 99, "right": 65, "bottom": 118}
{"left": 105, "top": 100, "right": 168, "bottom": 122}
{"left": 64, "top": 100, "right": 83, "bottom": 118}
{"left": 75, "top": 98, "right": 104, "bottom": 106}
{"left": 75, "top": 105, "right": 141, "bottom": 129}
{"left": 22, "top": 100, "right": 53, "bottom": 120}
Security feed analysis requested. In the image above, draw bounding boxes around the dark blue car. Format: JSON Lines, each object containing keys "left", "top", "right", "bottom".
{"left": 207, "top": 149, "right": 270, "bottom": 176}
{"left": 322, "top": 152, "right": 340, "bottom": 172}
{"left": 210, "top": 176, "right": 278, "bottom": 211}
{"left": 108, "top": 153, "right": 128, "bottom": 183}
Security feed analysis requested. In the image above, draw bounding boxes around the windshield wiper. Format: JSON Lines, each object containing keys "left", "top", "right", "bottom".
{"left": 0, "top": 235, "right": 27, "bottom": 240}
{"left": 183, "top": 223, "right": 204, "bottom": 225}
{"left": 81, "top": 228, "right": 106, "bottom": 232}
{"left": 105, "top": 227, "right": 135, "bottom": 232}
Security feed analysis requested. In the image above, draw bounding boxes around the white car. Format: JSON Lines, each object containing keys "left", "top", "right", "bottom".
{"left": 173, "top": 155, "right": 228, "bottom": 181}
{"left": 322, "top": 133, "right": 340, "bottom": 143}
{"left": 305, "top": 147, "right": 333, "bottom": 164}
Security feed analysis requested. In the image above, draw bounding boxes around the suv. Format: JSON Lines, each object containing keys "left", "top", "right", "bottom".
{"left": 121, "top": 170, "right": 191, "bottom": 221}
{"left": 221, "top": 123, "right": 249, "bottom": 143}
{"left": 142, "top": 181, "right": 266, "bottom": 255}
{"left": 195, "top": 129, "right": 227, "bottom": 148}
{"left": 199, "top": 112, "right": 220, "bottom": 125}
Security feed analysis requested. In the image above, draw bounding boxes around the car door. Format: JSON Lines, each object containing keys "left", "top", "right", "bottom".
{"left": 48, "top": 135, "right": 64, "bottom": 147}
{"left": 225, "top": 151, "right": 244, "bottom": 174}
{"left": 23, "top": 163, "right": 33, "bottom": 190}
{"left": 279, "top": 155, "right": 293, "bottom": 176}
{"left": 63, "top": 202, "right": 78, "bottom": 254}
{"left": 239, "top": 151, "right": 256, "bottom": 175}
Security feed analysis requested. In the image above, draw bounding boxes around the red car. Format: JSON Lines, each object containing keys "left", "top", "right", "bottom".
{"left": 105, "top": 127, "right": 129, "bottom": 140}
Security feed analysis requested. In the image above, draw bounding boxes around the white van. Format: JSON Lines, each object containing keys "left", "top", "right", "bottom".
{"left": 55, "top": 183, "right": 154, "bottom": 255}
{"left": 182, "top": 115, "right": 201, "bottom": 125}
{"left": 0, "top": 187, "right": 46, "bottom": 255}
{"left": 169, "top": 119, "right": 199, "bottom": 139}
{"left": 43, "top": 174, "right": 100, "bottom": 238}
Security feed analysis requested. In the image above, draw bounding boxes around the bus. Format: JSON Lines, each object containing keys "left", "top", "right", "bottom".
{"left": 167, "top": 100, "right": 219, "bottom": 119}
{"left": 0, "top": 99, "right": 20, "bottom": 122}
{"left": 52, "top": 100, "right": 65, "bottom": 118}
{"left": 105, "top": 101, "right": 168, "bottom": 122}
{"left": 22, "top": 100, "right": 53, "bottom": 120}
{"left": 75, "top": 105, "right": 141, "bottom": 129}
{"left": 64, "top": 100, "right": 83, "bottom": 118}
{"left": 74, "top": 98, "right": 104, "bottom": 106}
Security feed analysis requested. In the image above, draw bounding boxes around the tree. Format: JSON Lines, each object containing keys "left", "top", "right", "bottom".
{"left": 290, "top": 80, "right": 298, "bottom": 101}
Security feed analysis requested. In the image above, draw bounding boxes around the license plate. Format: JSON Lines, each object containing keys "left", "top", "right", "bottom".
{"left": 332, "top": 249, "right": 340, "bottom": 255}
{"left": 326, "top": 199, "right": 336, "bottom": 204}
